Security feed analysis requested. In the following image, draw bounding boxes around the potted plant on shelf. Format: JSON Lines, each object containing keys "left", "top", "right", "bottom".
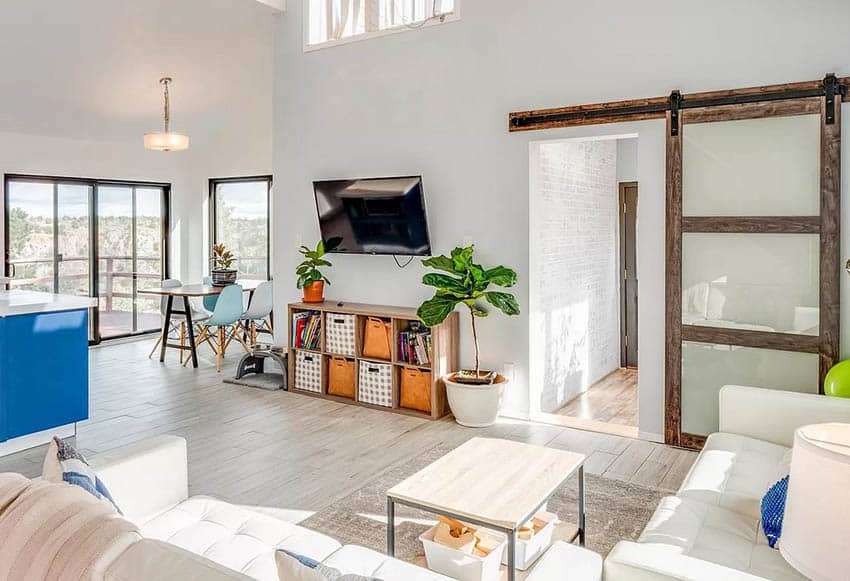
{"left": 210, "top": 243, "right": 237, "bottom": 286}
{"left": 417, "top": 245, "right": 519, "bottom": 427}
{"left": 296, "top": 238, "right": 340, "bottom": 303}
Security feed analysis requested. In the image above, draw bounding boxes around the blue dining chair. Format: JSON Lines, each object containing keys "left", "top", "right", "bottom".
{"left": 187, "top": 284, "right": 249, "bottom": 372}
{"left": 202, "top": 276, "right": 219, "bottom": 313}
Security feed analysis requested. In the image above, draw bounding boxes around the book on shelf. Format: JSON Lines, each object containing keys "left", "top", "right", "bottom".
{"left": 291, "top": 311, "right": 321, "bottom": 350}
{"left": 398, "top": 322, "right": 432, "bottom": 366}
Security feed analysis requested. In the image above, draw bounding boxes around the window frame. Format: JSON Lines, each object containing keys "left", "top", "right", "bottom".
{"left": 208, "top": 175, "right": 273, "bottom": 281}
{"left": 303, "top": 0, "right": 461, "bottom": 52}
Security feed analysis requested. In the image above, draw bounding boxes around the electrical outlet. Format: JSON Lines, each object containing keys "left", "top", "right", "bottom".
{"left": 502, "top": 362, "right": 516, "bottom": 382}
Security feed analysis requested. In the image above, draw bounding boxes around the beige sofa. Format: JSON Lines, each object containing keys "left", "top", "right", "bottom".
{"left": 604, "top": 385, "right": 850, "bottom": 581}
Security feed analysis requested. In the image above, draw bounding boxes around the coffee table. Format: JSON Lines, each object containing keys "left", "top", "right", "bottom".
{"left": 387, "top": 437, "right": 586, "bottom": 581}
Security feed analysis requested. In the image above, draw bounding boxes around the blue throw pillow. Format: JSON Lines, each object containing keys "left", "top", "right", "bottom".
{"left": 45, "top": 437, "right": 121, "bottom": 513}
{"left": 761, "top": 475, "right": 789, "bottom": 548}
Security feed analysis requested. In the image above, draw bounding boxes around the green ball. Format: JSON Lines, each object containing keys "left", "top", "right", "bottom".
{"left": 824, "top": 360, "right": 850, "bottom": 398}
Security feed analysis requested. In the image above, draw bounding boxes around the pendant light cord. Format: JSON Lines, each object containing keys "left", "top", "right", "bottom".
{"left": 160, "top": 77, "right": 172, "bottom": 132}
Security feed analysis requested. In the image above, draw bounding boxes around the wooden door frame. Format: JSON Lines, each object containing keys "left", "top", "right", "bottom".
{"left": 665, "top": 97, "right": 841, "bottom": 449}
{"left": 619, "top": 181, "right": 638, "bottom": 368}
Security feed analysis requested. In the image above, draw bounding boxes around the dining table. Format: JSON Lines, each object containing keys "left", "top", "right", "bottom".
{"left": 139, "top": 279, "right": 265, "bottom": 368}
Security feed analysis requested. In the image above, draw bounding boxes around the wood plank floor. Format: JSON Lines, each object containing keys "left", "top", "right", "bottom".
{"left": 557, "top": 368, "right": 638, "bottom": 427}
{"left": 0, "top": 340, "right": 693, "bottom": 515}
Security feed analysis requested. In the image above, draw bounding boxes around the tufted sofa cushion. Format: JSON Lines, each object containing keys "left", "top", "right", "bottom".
{"left": 323, "top": 545, "right": 451, "bottom": 580}
{"left": 639, "top": 496, "right": 805, "bottom": 581}
{"left": 676, "top": 432, "right": 789, "bottom": 519}
{"left": 140, "top": 496, "right": 341, "bottom": 581}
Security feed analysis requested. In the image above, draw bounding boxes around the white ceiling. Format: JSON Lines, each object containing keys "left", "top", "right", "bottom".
{"left": 0, "top": 0, "right": 275, "bottom": 143}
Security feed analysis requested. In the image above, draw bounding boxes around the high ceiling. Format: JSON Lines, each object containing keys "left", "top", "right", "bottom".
{"left": 0, "top": 0, "right": 275, "bottom": 143}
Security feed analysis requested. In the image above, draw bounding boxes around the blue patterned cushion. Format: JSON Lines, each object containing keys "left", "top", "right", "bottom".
{"left": 50, "top": 437, "right": 121, "bottom": 513}
{"left": 276, "top": 550, "right": 382, "bottom": 580}
{"left": 761, "top": 476, "right": 789, "bottom": 548}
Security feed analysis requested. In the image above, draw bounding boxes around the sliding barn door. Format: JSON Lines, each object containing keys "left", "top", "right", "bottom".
{"left": 666, "top": 96, "right": 840, "bottom": 448}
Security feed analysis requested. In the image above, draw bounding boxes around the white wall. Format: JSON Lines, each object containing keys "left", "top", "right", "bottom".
{"left": 617, "top": 139, "right": 639, "bottom": 183}
{"left": 530, "top": 139, "right": 620, "bottom": 412}
{"left": 272, "top": 0, "right": 850, "bottom": 429}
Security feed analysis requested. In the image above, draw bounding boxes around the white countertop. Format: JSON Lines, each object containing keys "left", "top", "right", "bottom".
{"left": 0, "top": 290, "right": 97, "bottom": 318}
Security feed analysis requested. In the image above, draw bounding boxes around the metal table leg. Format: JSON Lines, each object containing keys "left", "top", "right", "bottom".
{"left": 578, "top": 465, "right": 586, "bottom": 546}
{"left": 507, "top": 529, "right": 516, "bottom": 581}
{"left": 159, "top": 296, "right": 173, "bottom": 362}
{"left": 183, "top": 296, "right": 198, "bottom": 368}
{"left": 387, "top": 497, "right": 396, "bottom": 556}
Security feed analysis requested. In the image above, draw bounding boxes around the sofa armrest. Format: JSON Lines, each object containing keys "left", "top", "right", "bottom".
{"left": 89, "top": 435, "right": 188, "bottom": 524}
{"left": 719, "top": 385, "right": 850, "bottom": 447}
{"left": 604, "top": 541, "right": 770, "bottom": 581}
{"left": 105, "top": 539, "right": 253, "bottom": 581}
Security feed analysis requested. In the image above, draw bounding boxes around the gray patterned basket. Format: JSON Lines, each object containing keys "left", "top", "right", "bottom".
{"left": 358, "top": 361, "right": 393, "bottom": 407}
{"left": 325, "top": 313, "right": 356, "bottom": 357}
{"left": 295, "top": 351, "right": 322, "bottom": 393}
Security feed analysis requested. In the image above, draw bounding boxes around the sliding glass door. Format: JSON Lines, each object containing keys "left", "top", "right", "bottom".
{"left": 4, "top": 175, "right": 169, "bottom": 343}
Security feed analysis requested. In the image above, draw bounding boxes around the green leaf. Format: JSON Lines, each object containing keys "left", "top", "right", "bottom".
{"left": 467, "top": 301, "right": 489, "bottom": 317}
{"left": 485, "top": 291, "right": 520, "bottom": 316}
{"left": 451, "top": 246, "right": 474, "bottom": 271}
{"left": 421, "top": 255, "right": 460, "bottom": 275}
{"left": 485, "top": 266, "right": 517, "bottom": 288}
{"left": 417, "top": 295, "right": 461, "bottom": 327}
{"left": 316, "top": 239, "right": 325, "bottom": 256}
{"left": 313, "top": 259, "right": 333, "bottom": 267}
{"left": 422, "top": 273, "right": 468, "bottom": 295}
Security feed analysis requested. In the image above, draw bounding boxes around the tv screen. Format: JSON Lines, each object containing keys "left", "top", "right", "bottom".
{"left": 313, "top": 176, "right": 432, "bottom": 256}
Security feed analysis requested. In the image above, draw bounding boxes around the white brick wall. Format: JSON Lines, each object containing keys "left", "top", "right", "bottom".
{"left": 532, "top": 139, "right": 620, "bottom": 413}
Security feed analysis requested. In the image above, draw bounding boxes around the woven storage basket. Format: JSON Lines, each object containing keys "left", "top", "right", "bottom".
{"left": 358, "top": 361, "right": 393, "bottom": 407}
{"left": 295, "top": 351, "right": 322, "bottom": 393}
{"left": 325, "top": 313, "right": 356, "bottom": 357}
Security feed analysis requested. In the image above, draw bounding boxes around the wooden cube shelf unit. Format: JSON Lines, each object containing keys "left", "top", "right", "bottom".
{"left": 287, "top": 301, "right": 459, "bottom": 420}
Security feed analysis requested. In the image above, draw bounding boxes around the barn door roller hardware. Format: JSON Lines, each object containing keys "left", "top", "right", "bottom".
{"left": 509, "top": 73, "right": 848, "bottom": 134}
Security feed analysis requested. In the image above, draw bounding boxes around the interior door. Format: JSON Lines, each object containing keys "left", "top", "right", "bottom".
{"left": 620, "top": 182, "right": 638, "bottom": 367}
{"left": 666, "top": 97, "right": 840, "bottom": 448}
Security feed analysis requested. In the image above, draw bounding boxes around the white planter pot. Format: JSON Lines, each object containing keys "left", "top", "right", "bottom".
{"left": 444, "top": 374, "right": 508, "bottom": 428}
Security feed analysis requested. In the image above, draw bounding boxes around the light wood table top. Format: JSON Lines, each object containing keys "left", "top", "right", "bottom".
{"left": 139, "top": 279, "right": 265, "bottom": 297}
{"left": 388, "top": 437, "right": 585, "bottom": 529}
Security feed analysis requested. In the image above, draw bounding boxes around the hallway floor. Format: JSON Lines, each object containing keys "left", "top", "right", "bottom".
{"left": 557, "top": 368, "right": 638, "bottom": 427}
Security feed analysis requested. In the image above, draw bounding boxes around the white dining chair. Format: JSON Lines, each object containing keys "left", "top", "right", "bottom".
{"left": 242, "top": 280, "right": 273, "bottom": 346}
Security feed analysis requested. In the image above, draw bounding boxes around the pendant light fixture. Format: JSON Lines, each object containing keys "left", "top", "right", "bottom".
{"left": 144, "top": 77, "right": 189, "bottom": 151}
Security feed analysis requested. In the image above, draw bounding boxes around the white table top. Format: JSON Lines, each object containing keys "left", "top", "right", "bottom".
{"left": 0, "top": 290, "right": 97, "bottom": 318}
{"left": 388, "top": 437, "right": 586, "bottom": 529}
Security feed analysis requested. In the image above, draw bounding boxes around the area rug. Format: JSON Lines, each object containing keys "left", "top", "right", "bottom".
{"left": 302, "top": 444, "right": 666, "bottom": 560}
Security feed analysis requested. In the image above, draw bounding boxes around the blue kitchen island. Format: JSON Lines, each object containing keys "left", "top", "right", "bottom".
{"left": 0, "top": 290, "right": 95, "bottom": 456}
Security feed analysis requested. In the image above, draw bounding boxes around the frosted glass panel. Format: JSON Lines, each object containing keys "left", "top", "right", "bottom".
{"left": 683, "top": 114, "right": 820, "bottom": 216}
{"left": 682, "top": 341, "right": 818, "bottom": 436}
{"left": 682, "top": 233, "right": 819, "bottom": 335}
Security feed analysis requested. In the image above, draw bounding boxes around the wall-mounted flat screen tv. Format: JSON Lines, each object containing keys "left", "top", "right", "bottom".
{"left": 313, "top": 176, "right": 432, "bottom": 256}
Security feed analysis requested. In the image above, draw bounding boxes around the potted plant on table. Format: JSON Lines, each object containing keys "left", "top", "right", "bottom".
{"left": 296, "top": 238, "right": 340, "bottom": 303}
{"left": 210, "top": 243, "right": 237, "bottom": 286}
{"left": 417, "top": 245, "right": 520, "bottom": 427}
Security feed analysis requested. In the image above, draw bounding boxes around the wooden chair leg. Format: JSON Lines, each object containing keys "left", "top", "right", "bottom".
{"left": 148, "top": 334, "right": 163, "bottom": 359}
{"left": 179, "top": 323, "right": 186, "bottom": 365}
{"left": 216, "top": 327, "right": 225, "bottom": 372}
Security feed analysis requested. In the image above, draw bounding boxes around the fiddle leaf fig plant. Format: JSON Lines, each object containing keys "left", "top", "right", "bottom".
{"left": 417, "top": 245, "right": 519, "bottom": 376}
{"left": 296, "top": 237, "right": 341, "bottom": 289}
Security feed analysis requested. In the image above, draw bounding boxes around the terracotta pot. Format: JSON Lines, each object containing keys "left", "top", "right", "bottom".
{"left": 302, "top": 280, "right": 325, "bottom": 303}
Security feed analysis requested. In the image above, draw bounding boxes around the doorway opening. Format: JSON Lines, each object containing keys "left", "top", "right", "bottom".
{"left": 529, "top": 135, "right": 639, "bottom": 437}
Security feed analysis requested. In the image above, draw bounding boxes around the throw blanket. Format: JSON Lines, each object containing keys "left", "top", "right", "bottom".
{"left": 0, "top": 473, "right": 139, "bottom": 581}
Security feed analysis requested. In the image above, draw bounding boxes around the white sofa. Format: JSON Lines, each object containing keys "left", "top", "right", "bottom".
{"left": 80, "top": 435, "right": 451, "bottom": 580}
{"left": 604, "top": 385, "right": 850, "bottom": 581}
